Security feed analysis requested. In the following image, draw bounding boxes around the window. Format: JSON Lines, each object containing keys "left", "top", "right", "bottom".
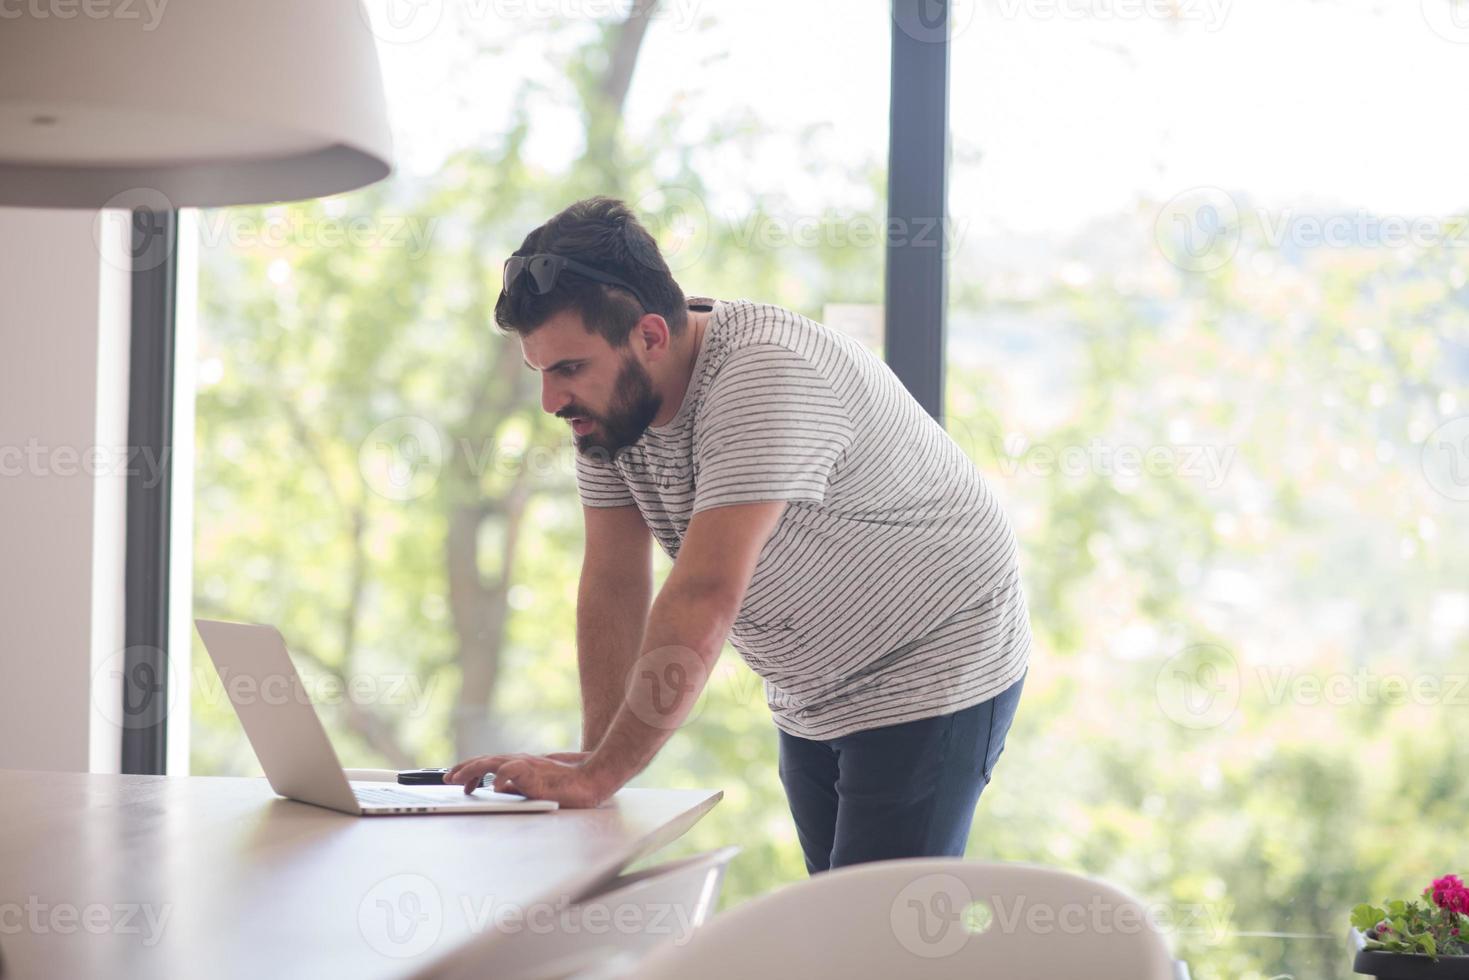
{"left": 945, "top": 2, "right": 1469, "bottom": 975}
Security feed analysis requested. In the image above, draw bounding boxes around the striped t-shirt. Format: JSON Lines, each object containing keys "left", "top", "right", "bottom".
{"left": 575, "top": 297, "right": 1031, "bottom": 739}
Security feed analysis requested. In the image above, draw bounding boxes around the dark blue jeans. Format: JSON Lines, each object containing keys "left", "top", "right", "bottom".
{"left": 776, "top": 671, "right": 1026, "bottom": 874}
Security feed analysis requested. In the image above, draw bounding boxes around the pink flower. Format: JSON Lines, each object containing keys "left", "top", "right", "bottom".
{"left": 1429, "top": 875, "right": 1469, "bottom": 917}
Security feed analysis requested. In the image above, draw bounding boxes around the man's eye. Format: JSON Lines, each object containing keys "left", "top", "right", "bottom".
{"left": 558, "top": 364, "right": 580, "bottom": 377}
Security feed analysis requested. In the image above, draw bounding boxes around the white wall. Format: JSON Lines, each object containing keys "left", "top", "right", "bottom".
{"left": 0, "top": 206, "right": 131, "bottom": 772}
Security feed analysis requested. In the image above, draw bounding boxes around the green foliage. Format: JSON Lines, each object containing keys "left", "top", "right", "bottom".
{"left": 1352, "top": 896, "right": 1468, "bottom": 960}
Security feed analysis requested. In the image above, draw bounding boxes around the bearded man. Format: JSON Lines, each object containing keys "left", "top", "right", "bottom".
{"left": 447, "top": 196, "right": 1030, "bottom": 874}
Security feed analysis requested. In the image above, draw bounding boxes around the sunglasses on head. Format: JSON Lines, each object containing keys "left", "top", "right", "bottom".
{"left": 502, "top": 253, "right": 653, "bottom": 312}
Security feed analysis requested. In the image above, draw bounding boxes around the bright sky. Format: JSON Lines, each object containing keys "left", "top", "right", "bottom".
{"left": 366, "top": 0, "right": 1469, "bottom": 235}
{"left": 950, "top": 0, "right": 1469, "bottom": 234}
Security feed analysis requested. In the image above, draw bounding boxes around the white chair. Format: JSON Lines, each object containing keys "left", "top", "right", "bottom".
{"left": 418, "top": 846, "right": 739, "bottom": 980}
{"left": 636, "top": 858, "right": 1185, "bottom": 980}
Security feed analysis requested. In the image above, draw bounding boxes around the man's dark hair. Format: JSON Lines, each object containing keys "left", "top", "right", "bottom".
{"left": 494, "top": 197, "right": 686, "bottom": 345}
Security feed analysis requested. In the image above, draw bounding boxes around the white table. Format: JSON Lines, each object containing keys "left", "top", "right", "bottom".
{"left": 0, "top": 769, "right": 721, "bottom": 980}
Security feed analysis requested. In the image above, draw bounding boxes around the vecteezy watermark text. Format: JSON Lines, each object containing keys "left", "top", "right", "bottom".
{"left": 727, "top": 212, "right": 968, "bottom": 255}
{"left": 357, "top": 873, "right": 700, "bottom": 959}
{"left": 992, "top": 435, "right": 1236, "bottom": 490}
{"left": 0, "top": 441, "right": 169, "bottom": 488}
{"left": 191, "top": 209, "right": 438, "bottom": 259}
{"left": 90, "top": 644, "right": 439, "bottom": 732}
{"left": 889, "top": 873, "right": 1233, "bottom": 960}
{"left": 1156, "top": 186, "right": 1469, "bottom": 273}
{"left": 0, "top": 0, "right": 168, "bottom": 30}
{"left": 986, "top": 0, "right": 1231, "bottom": 31}
{"left": 1157, "top": 644, "right": 1469, "bottom": 730}
{"left": 0, "top": 897, "right": 172, "bottom": 946}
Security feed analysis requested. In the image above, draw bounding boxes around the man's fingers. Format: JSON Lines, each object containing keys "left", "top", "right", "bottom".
{"left": 459, "top": 762, "right": 497, "bottom": 794}
{"left": 444, "top": 754, "right": 582, "bottom": 799}
{"left": 493, "top": 760, "right": 528, "bottom": 796}
{"left": 447, "top": 755, "right": 507, "bottom": 785}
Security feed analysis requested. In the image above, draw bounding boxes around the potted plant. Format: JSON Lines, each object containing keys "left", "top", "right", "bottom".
{"left": 1351, "top": 875, "right": 1469, "bottom": 978}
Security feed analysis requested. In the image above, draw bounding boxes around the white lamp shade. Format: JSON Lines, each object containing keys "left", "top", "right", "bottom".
{"left": 0, "top": 0, "right": 394, "bottom": 209}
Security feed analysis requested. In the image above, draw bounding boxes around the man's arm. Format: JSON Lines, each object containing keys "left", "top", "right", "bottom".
{"left": 576, "top": 503, "right": 653, "bottom": 751}
{"left": 445, "top": 499, "right": 785, "bottom": 805}
{"left": 578, "top": 499, "right": 786, "bottom": 793}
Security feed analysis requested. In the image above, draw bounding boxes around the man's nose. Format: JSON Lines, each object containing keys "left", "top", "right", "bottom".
{"left": 541, "top": 375, "right": 570, "bottom": 416}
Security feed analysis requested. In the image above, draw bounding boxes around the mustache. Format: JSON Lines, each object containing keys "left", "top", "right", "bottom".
{"left": 555, "top": 407, "right": 593, "bottom": 420}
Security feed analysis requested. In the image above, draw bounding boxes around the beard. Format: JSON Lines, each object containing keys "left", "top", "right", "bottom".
{"left": 563, "top": 354, "right": 662, "bottom": 460}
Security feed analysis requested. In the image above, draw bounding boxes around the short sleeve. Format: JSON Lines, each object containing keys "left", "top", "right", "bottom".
{"left": 692, "top": 344, "right": 854, "bottom": 513}
{"left": 575, "top": 450, "right": 636, "bottom": 508}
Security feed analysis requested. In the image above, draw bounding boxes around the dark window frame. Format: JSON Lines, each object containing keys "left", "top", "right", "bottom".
{"left": 121, "top": 207, "right": 177, "bottom": 774}
{"left": 885, "top": 0, "right": 951, "bottom": 423}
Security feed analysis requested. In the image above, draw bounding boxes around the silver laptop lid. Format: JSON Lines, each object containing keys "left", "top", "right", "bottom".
{"left": 195, "top": 619, "right": 362, "bottom": 814}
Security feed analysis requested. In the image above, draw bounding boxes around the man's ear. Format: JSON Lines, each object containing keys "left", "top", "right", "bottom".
{"left": 631, "top": 313, "right": 673, "bottom": 361}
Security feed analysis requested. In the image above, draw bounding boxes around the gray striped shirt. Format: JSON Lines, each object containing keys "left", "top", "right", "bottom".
{"left": 575, "top": 298, "right": 1031, "bottom": 739}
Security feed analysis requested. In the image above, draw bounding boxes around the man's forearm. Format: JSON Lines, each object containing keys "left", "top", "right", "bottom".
{"left": 576, "top": 571, "right": 651, "bottom": 750}
{"left": 582, "top": 580, "right": 736, "bottom": 790}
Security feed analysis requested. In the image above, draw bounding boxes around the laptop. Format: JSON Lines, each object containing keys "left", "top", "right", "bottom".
{"left": 195, "top": 618, "right": 558, "bottom": 816}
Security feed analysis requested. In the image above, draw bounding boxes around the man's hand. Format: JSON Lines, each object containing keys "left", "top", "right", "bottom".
{"left": 444, "top": 753, "right": 613, "bottom": 808}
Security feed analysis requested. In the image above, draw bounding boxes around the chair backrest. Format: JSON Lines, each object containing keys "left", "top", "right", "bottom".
{"left": 636, "top": 858, "right": 1179, "bottom": 980}
{"left": 417, "top": 846, "right": 739, "bottom": 980}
